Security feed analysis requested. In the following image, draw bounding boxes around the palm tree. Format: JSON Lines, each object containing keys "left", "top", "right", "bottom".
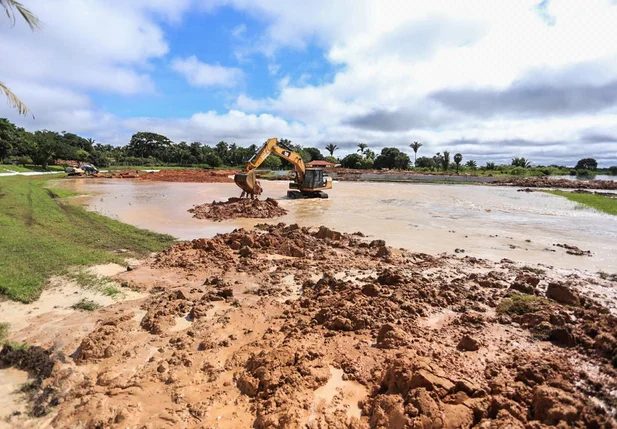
{"left": 325, "top": 143, "right": 338, "bottom": 157}
{"left": 410, "top": 141, "right": 423, "bottom": 165}
{"left": 454, "top": 153, "right": 463, "bottom": 174}
{"left": 1, "top": 0, "right": 40, "bottom": 116}
{"left": 442, "top": 151, "right": 450, "bottom": 171}
{"left": 357, "top": 143, "right": 368, "bottom": 154}
{"left": 465, "top": 160, "right": 477, "bottom": 170}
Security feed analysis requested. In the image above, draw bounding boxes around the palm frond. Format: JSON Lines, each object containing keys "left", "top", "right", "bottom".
{"left": 0, "top": 81, "right": 32, "bottom": 117}
{"left": 1, "top": 0, "right": 40, "bottom": 30}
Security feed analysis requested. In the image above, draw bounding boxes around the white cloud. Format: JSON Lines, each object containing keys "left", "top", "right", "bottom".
{"left": 171, "top": 56, "right": 244, "bottom": 88}
{"left": 3, "top": 0, "right": 617, "bottom": 165}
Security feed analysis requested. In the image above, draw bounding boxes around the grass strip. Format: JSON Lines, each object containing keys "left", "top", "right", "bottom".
{"left": 544, "top": 190, "right": 617, "bottom": 216}
{"left": 0, "top": 176, "right": 175, "bottom": 302}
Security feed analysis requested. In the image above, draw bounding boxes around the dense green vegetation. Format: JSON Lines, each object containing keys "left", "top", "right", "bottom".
{"left": 497, "top": 294, "right": 550, "bottom": 316}
{"left": 2, "top": 117, "right": 616, "bottom": 175}
{"left": 0, "top": 175, "right": 175, "bottom": 302}
{"left": 544, "top": 190, "right": 617, "bottom": 216}
{"left": 0, "top": 118, "right": 326, "bottom": 171}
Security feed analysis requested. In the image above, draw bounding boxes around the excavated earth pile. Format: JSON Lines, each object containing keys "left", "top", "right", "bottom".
{"left": 138, "top": 169, "right": 237, "bottom": 183}
{"left": 88, "top": 169, "right": 237, "bottom": 182}
{"left": 188, "top": 197, "right": 288, "bottom": 221}
{"left": 2, "top": 224, "right": 617, "bottom": 428}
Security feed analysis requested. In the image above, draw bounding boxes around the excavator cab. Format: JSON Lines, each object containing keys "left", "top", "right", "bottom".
{"left": 288, "top": 168, "right": 332, "bottom": 199}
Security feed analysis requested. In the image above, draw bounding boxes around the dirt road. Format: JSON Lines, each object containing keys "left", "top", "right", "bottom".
{"left": 1, "top": 224, "right": 616, "bottom": 427}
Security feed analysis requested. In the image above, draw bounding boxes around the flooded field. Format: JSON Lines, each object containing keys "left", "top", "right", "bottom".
{"left": 55, "top": 178, "right": 617, "bottom": 271}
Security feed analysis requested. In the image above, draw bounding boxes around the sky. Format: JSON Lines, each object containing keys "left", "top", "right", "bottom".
{"left": 1, "top": 0, "right": 617, "bottom": 166}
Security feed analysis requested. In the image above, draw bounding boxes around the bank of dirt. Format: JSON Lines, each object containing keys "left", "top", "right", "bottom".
{"left": 494, "top": 176, "right": 617, "bottom": 190}
{"left": 189, "top": 197, "right": 288, "bottom": 222}
{"left": 88, "top": 169, "right": 237, "bottom": 183}
{"left": 325, "top": 168, "right": 617, "bottom": 190}
{"left": 2, "top": 224, "right": 616, "bottom": 428}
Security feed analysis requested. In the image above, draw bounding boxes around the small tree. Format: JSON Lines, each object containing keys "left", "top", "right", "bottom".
{"left": 465, "top": 160, "right": 477, "bottom": 170}
{"left": 410, "top": 141, "right": 423, "bottom": 165}
{"left": 341, "top": 153, "right": 363, "bottom": 169}
{"left": 357, "top": 143, "right": 368, "bottom": 154}
{"left": 441, "top": 151, "right": 450, "bottom": 171}
{"left": 415, "top": 156, "right": 435, "bottom": 169}
{"left": 260, "top": 155, "right": 282, "bottom": 170}
{"left": 485, "top": 162, "right": 496, "bottom": 170}
{"left": 609, "top": 166, "right": 617, "bottom": 176}
{"left": 324, "top": 143, "right": 339, "bottom": 157}
{"left": 574, "top": 158, "right": 597, "bottom": 170}
{"left": 512, "top": 157, "right": 531, "bottom": 168}
{"left": 74, "top": 149, "right": 90, "bottom": 162}
{"left": 454, "top": 153, "right": 463, "bottom": 174}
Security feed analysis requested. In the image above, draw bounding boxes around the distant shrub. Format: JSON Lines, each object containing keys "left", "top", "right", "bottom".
{"left": 569, "top": 169, "right": 577, "bottom": 176}
{"left": 576, "top": 169, "right": 591, "bottom": 176}
{"left": 485, "top": 162, "right": 496, "bottom": 170}
{"left": 609, "top": 166, "right": 617, "bottom": 176}
{"left": 510, "top": 167, "right": 526, "bottom": 176}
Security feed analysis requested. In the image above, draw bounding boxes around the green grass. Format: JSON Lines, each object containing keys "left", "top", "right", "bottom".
{"left": 68, "top": 270, "right": 120, "bottom": 297}
{"left": 0, "top": 164, "right": 64, "bottom": 173}
{"left": 0, "top": 322, "right": 8, "bottom": 342}
{"left": 2, "top": 340, "right": 29, "bottom": 350}
{"left": 71, "top": 298, "right": 101, "bottom": 311}
{"left": 497, "top": 294, "right": 550, "bottom": 316}
{"left": 544, "top": 190, "right": 617, "bottom": 216}
{"left": 0, "top": 176, "right": 175, "bottom": 302}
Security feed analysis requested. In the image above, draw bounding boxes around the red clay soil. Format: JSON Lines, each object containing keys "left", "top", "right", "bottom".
{"left": 189, "top": 197, "right": 288, "bottom": 221}
{"left": 2, "top": 224, "right": 616, "bottom": 427}
{"left": 139, "top": 169, "right": 237, "bottom": 183}
{"left": 91, "top": 169, "right": 143, "bottom": 179}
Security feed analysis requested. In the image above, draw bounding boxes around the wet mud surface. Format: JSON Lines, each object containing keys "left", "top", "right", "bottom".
{"left": 189, "top": 197, "right": 288, "bottom": 221}
{"left": 2, "top": 224, "right": 616, "bottom": 428}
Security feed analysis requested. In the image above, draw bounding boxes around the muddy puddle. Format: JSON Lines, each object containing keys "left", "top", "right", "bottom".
{"left": 53, "top": 178, "right": 617, "bottom": 271}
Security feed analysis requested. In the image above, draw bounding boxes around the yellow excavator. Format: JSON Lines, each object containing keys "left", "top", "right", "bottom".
{"left": 234, "top": 138, "right": 333, "bottom": 199}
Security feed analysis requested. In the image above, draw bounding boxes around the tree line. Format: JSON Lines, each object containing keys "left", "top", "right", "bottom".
{"left": 0, "top": 118, "right": 333, "bottom": 169}
{"left": 2, "top": 118, "right": 616, "bottom": 175}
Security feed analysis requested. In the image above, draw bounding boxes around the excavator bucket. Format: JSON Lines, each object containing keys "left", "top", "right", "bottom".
{"left": 234, "top": 171, "right": 262, "bottom": 196}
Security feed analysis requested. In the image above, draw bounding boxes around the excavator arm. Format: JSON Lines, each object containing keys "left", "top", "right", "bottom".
{"left": 234, "top": 138, "right": 306, "bottom": 197}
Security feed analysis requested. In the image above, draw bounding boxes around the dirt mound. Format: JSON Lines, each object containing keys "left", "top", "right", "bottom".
{"left": 75, "top": 313, "right": 136, "bottom": 363}
{"left": 91, "top": 169, "right": 143, "bottom": 179}
{"left": 139, "top": 169, "right": 236, "bottom": 183}
{"left": 189, "top": 197, "right": 288, "bottom": 221}
{"left": 7, "top": 223, "right": 617, "bottom": 427}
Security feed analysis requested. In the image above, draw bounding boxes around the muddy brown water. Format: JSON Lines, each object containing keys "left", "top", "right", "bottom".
{"left": 54, "top": 178, "right": 617, "bottom": 272}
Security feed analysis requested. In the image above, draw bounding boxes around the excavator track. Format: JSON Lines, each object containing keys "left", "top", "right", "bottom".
{"left": 287, "top": 190, "right": 329, "bottom": 199}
